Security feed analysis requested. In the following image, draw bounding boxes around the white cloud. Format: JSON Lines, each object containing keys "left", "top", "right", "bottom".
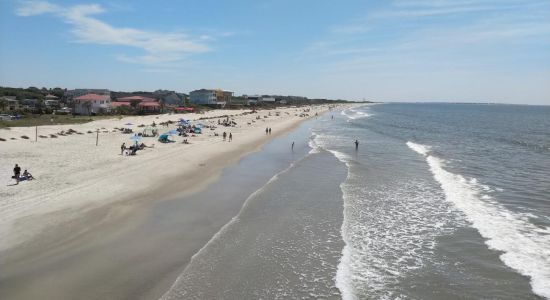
{"left": 15, "top": 1, "right": 210, "bottom": 65}
{"left": 16, "top": 1, "right": 61, "bottom": 16}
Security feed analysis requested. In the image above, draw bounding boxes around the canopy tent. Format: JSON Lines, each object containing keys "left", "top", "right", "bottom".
{"left": 142, "top": 126, "right": 157, "bottom": 137}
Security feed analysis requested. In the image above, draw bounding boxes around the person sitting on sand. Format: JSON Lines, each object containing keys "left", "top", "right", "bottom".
{"left": 21, "top": 170, "right": 34, "bottom": 181}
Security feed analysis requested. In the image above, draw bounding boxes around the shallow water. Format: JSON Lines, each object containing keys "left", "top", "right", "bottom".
{"left": 163, "top": 103, "right": 550, "bottom": 299}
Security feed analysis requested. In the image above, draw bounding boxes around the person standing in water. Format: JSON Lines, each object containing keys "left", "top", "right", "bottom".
{"left": 355, "top": 139, "right": 359, "bottom": 150}
{"left": 291, "top": 141, "right": 295, "bottom": 151}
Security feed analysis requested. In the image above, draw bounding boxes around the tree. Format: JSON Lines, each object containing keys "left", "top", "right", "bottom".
{"left": 0, "top": 98, "right": 6, "bottom": 112}
{"left": 130, "top": 100, "right": 140, "bottom": 113}
{"left": 82, "top": 101, "right": 92, "bottom": 115}
{"left": 159, "top": 98, "right": 165, "bottom": 113}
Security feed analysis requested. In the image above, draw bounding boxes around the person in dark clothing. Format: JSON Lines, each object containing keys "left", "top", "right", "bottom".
{"left": 265, "top": 127, "right": 269, "bottom": 135}
{"left": 291, "top": 141, "right": 295, "bottom": 150}
{"left": 269, "top": 128, "right": 272, "bottom": 135}
{"left": 223, "top": 132, "right": 227, "bottom": 141}
{"left": 229, "top": 133, "right": 233, "bottom": 142}
{"left": 355, "top": 139, "right": 359, "bottom": 150}
{"left": 121, "top": 143, "right": 126, "bottom": 155}
{"left": 13, "top": 164, "right": 21, "bottom": 185}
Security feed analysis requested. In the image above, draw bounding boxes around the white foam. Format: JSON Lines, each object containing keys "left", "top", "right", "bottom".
{"left": 308, "top": 132, "right": 321, "bottom": 154}
{"left": 406, "top": 141, "right": 431, "bottom": 156}
{"left": 341, "top": 108, "right": 371, "bottom": 120}
{"left": 408, "top": 141, "right": 550, "bottom": 299}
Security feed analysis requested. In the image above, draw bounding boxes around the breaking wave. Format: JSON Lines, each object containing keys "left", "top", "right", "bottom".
{"left": 407, "top": 141, "right": 550, "bottom": 299}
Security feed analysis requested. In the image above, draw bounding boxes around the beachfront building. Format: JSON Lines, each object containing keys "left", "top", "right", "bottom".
{"left": 21, "top": 99, "right": 39, "bottom": 111}
{"left": 73, "top": 93, "right": 112, "bottom": 115}
{"left": 260, "top": 96, "right": 276, "bottom": 103}
{"left": 115, "top": 95, "right": 161, "bottom": 113}
{"left": 244, "top": 95, "right": 261, "bottom": 106}
{"left": 189, "top": 89, "right": 232, "bottom": 108}
{"left": 1, "top": 96, "right": 20, "bottom": 112}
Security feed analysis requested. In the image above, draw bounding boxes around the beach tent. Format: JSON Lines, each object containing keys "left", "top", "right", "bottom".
{"left": 193, "top": 127, "right": 202, "bottom": 134}
{"left": 143, "top": 126, "right": 156, "bottom": 137}
{"left": 158, "top": 134, "right": 174, "bottom": 143}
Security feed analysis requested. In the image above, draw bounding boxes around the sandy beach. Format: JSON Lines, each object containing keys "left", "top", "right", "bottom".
{"left": 0, "top": 105, "right": 335, "bottom": 299}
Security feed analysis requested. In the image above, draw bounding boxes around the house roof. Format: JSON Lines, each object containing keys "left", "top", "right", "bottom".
{"left": 138, "top": 102, "right": 161, "bottom": 107}
{"left": 117, "top": 96, "right": 157, "bottom": 102}
{"left": 75, "top": 94, "right": 110, "bottom": 101}
{"left": 111, "top": 102, "right": 132, "bottom": 107}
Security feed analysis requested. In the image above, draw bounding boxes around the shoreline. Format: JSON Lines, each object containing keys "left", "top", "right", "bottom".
{"left": 0, "top": 105, "right": 342, "bottom": 300}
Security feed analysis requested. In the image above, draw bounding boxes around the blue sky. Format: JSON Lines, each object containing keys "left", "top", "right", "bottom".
{"left": 1, "top": 0, "right": 549, "bottom": 104}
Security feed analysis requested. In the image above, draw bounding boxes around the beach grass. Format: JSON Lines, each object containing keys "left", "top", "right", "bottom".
{"left": 0, "top": 115, "right": 114, "bottom": 129}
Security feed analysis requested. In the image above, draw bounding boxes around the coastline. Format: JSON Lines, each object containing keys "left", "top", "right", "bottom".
{"left": 0, "top": 105, "right": 340, "bottom": 300}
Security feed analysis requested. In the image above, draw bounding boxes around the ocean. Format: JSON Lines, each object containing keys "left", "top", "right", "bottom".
{"left": 161, "top": 103, "right": 550, "bottom": 299}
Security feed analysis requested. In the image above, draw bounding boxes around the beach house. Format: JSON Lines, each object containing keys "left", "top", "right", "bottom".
{"left": 1, "top": 96, "right": 20, "bottom": 112}
{"left": 189, "top": 89, "right": 232, "bottom": 108}
{"left": 73, "top": 93, "right": 112, "bottom": 115}
{"left": 114, "top": 95, "right": 161, "bottom": 113}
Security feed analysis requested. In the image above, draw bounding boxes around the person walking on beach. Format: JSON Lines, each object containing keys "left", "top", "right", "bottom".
{"left": 223, "top": 132, "right": 227, "bottom": 141}
{"left": 269, "top": 128, "right": 272, "bottom": 135}
{"left": 121, "top": 142, "right": 126, "bottom": 155}
{"left": 13, "top": 164, "right": 21, "bottom": 185}
{"left": 265, "top": 127, "right": 269, "bottom": 135}
{"left": 355, "top": 139, "right": 359, "bottom": 150}
{"left": 229, "top": 133, "right": 233, "bottom": 142}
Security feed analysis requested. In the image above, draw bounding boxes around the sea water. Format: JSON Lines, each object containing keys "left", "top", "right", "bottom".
{"left": 162, "top": 103, "right": 550, "bottom": 299}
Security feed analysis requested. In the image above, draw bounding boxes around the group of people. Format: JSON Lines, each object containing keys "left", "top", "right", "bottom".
{"left": 12, "top": 164, "right": 33, "bottom": 185}
{"left": 120, "top": 142, "right": 151, "bottom": 156}
{"left": 222, "top": 132, "right": 233, "bottom": 142}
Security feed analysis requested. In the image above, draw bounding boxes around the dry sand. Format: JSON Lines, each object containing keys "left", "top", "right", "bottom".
{"left": 0, "top": 106, "right": 328, "bottom": 251}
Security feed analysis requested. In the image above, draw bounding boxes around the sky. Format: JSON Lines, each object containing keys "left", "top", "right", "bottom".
{"left": 1, "top": 0, "right": 549, "bottom": 104}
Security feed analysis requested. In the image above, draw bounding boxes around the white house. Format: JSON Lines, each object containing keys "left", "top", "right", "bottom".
{"left": 189, "top": 89, "right": 232, "bottom": 107}
{"left": 73, "top": 93, "right": 111, "bottom": 115}
{"left": 260, "top": 96, "right": 276, "bottom": 103}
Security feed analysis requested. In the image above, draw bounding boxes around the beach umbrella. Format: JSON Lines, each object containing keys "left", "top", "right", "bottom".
{"left": 124, "top": 122, "right": 134, "bottom": 126}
